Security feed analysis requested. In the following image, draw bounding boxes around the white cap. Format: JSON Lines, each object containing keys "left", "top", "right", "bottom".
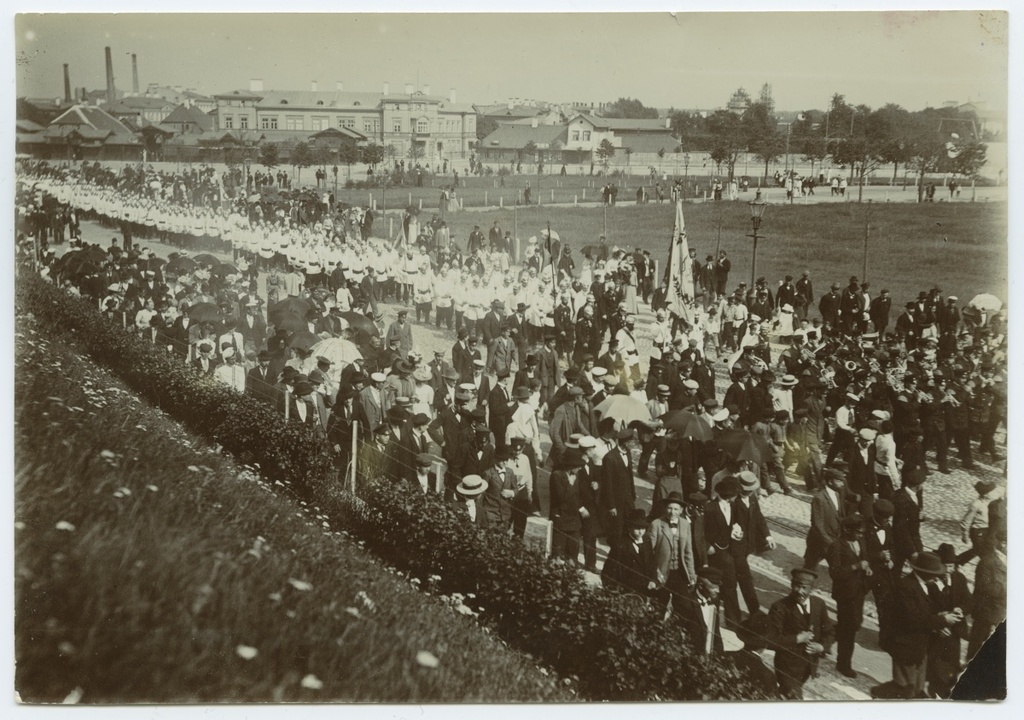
{"left": 222, "top": 347, "right": 235, "bottom": 359}
{"left": 859, "top": 428, "right": 878, "bottom": 441}
{"left": 578, "top": 436, "right": 598, "bottom": 449}
{"left": 473, "top": 358, "right": 485, "bottom": 367}
{"left": 591, "top": 367, "right": 608, "bottom": 378}
{"left": 370, "top": 372, "right": 387, "bottom": 383}
{"left": 683, "top": 379, "right": 699, "bottom": 390}
{"left": 712, "top": 408, "right": 731, "bottom": 422}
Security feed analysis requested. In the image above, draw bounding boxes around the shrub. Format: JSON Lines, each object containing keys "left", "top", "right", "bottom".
{"left": 323, "top": 481, "right": 771, "bottom": 701}
{"left": 18, "top": 276, "right": 333, "bottom": 492}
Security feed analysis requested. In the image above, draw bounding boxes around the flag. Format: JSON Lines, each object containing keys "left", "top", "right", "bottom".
{"left": 665, "top": 199, "right": 694, "bottom": 323}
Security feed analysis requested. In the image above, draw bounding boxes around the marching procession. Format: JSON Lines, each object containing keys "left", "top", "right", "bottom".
{"left": 17, "top": 160, "right": 1008, "bottom": 701}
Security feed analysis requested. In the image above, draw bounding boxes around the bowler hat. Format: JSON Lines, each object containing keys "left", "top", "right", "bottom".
{"left": 909, "top": 552, "right": 945, "bottom": 576}
{"left": 626, "top": 508, "right": 649, "bottom": 529}
{"left": 697, "top": 566, "right": 724, "bottom": 585}
{"left": 872, "top": 498, "right": 895, "bottom": 519}
{"left": 935, "top": 543, "right": 957, "bottom": 565}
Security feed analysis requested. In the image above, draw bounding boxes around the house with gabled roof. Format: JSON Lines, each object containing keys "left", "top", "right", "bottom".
{"left": 37, "top": 103, "right": 141, "bottom": 160}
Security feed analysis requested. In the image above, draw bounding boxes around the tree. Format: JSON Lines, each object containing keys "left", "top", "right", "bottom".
{"left": 385, "top": 143, "right": 398, "bottom": 166}
{"left": 311, "top": 143, "right": 333, "bottom": 171}
{"left": 548, "top": 139, "right": 563, "bottom": 166}
{"left": 792, "top": 109, "right": 827, "bottom": 176}
{"left": 657, "top": 147, "right": 665, "bottom": 171}
{"left": 949, "top": 139, "right": 988, "bottom": 179}
{"left": 869, "top": 104, "right": 914, "bottom": 182}
{"left": 743, "top": 101, "right": 784, "bottom": 178}
{"left": 602, "top": 97, "right": 659, "bottom": 119}
{"left": 595, "top": 139, "right": 616, "bottom": 171}
{"left": 669, "top": 110, "right": 708, "bottom": 148}
{"left": 706, "top": 110, "right": 745, "bottom": 180}
{"left": 337, "top": 141, "right": 360, "bottom": 167}
{"left": 476, "top": 115, "right": 499, "bottom": 141}
{"left": 407, "top": 142, "right": 425, "bottom": 162}
{"left": 291, "top": 141, "right": 313, "bottom": 185}
{"left": 258, "top": 142, "right": 279, "bottom": 170}
{"left": 522, "top": 140, "right": 538, "bottom": 164}
{"left": 361, "top": 143, "right": 385, "bottom": 170}
{"left": 624, "top": 146, "right": 634, "bottom": 168}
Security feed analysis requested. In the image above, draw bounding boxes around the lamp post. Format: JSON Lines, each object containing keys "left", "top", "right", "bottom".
{"left": 747, "top": 189, "right": 768, "bottom": 287}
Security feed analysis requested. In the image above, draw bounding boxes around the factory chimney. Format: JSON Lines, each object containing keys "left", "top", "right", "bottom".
{"left": 63, "top": 64, "right": 71, "bottom": 103}
{"left": 131, "top": 54, "right": 139, "bottom": 95}
{"left": 104, "top": 46, "right": 115, "bottom": 104}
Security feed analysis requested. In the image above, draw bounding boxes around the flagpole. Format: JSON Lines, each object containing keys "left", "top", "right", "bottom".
{"left": 548, "top": 221, "right": 557, "bottom": 298}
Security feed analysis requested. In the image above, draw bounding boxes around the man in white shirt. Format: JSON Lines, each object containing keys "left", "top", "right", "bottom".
{"left": 213, "top": 347, "right": 247, "bottom": 394}
{"left": 826, "top": 392, "right": 859, "bottom": 467}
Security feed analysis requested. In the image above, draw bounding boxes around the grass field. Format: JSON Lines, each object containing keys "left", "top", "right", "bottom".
{"left": 14, "top": 318, "right": 568, "bottom": 703}
{"left": 370, "top": 199, "right": 1007, "bottom": 308}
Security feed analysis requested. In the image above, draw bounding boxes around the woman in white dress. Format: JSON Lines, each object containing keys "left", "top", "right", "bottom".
{"left": 622, "top": 259, "right": 640, "bottom": 315}
{"left": 776, "top": 303, "right": 795, "bottom": 340}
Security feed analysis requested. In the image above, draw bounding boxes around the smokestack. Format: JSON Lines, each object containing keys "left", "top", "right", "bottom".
{"left": 104, "top": 46, "right": 115, "bottom": 104}
{"left": 336, "top": 80, "right": 344, "bottom": 92}
{"left": 382, "top": 81, "right": 389, "bottom": 96}
{"left": 131, "top": 54, "right": 139, "bottom": 95}
{"left": 311, "top": 80, "right": 318, "bottom": 92}
{"left": 62, "top": 64, "right": 71, "bottom": 103}
{"left": 405, "top": 82, "right": 414, "bottom": 95}
{"left": 449, "top": 88, "right": 456, "bottom": 104}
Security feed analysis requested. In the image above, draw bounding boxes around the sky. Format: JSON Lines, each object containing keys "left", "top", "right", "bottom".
{"left": 14, "top": 9, "right": 1009, "bottom": 116}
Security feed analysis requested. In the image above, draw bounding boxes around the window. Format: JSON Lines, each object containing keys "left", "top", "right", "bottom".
{"left": 571, "top": 131, "right": 579, "bottom": 141}
{"left": 285, "top": 115, "right": 303, "bottom": 131}
{"left": 363, "top": 119, "right": 374, "bottom": 133}
{"left": 416, "top": 119, "right": 429, "bottom": 134}
{"left": 223, "top": 115, "right": 233, "bottom": 129}
{"left": 260, "top": 116, "right": 278, "bottom": 130}
{"left": 239, "top": 116, "right": 249, "bottom": 129}
{"left": 339, "top": 117, "right": 355, "bottom": 129}
{"left": 393, "top": 119, "right": 403, "bottom": 133}
{"left": 311, "top": 117, "right": 325, "bottom": 131}
{"left": 582, "top": 131, "right": 591, "bottom": 141}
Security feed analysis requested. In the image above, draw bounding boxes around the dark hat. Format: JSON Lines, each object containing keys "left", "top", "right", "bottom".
{"left": 373, "top": 423, "right": 391, "bottom": 436}
{"left": 525, "top": 354, "right": 538, "bottom": 366}
{"left": 412, "top": 412, "right": 430, "bottom": 427}
{"left": 293, "top": 380, "right": 315, "bottom": 396}
{"left": 909, "top": 552, "right": 945, "bottom": 576}
{"left": 841, "top": 513, "right": 864, "bottom": 530}
{"left": 282, "top": 366, "right": 299, "bottom": 379}
{"left": 716, "top": 476, "right": 740, "bottom": 498}
{"left": 903, "top": 468, "right": 927, "bottom": 487}
{"left": 662, "top": 491, "right": 685, "bottom": 509}
{"left": 697, "top": 566, "right": 724, "bottom": 585}
{"left": 316, "top": 355, "right": 332, "bottom": 366}
{"left": 974, "top": 480, "right": 997, "bottom": 495}
{"left": 558, "top": 452, "right": 586, "bottom": 471}
{"left": 687, "top": 491, "right": 708, "bottom": 504}
{"left": 626, "top": 508, "right": 649, "bottom": 529}
{"left": 415, "top": 453, "right": 433, "bottom": 468}
{"left": 822, "top": 468, "right": 845, "bottom": 483}
{"left": 616, "top": 428, "right": 635, "bottom": 442}
{"left": 935, "top": 543, "right": 957, "bottom": 565}
{"left": 454, "top": 389, "right": 473, "bottom": 402}
{"left": 791, "top": 568, "right": 818, "bottom": 583}
{"left": 512, "top": 386, "right": 532, "bottom": 401}
{"left": 496, "top": 368, "right": 511, "bottom": 379}
{"left": 872, "top": 499, "right": 895, "bottom": 519}
{"left": 257, "top": 350, "right": 271, "bottom": 362}
{"left": 496, "top": 446, "right": 516, "bottom": 461}
{"left": 337, "top": 385, "right": 357, "bottom": 401}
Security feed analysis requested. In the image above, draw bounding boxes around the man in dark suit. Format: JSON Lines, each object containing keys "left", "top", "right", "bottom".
{"left": 676, "top": 566, "right": 726, "bottom": 657}
{"left": 537, "top": 334, "right": 562, "bottom": 411}
{"left": 892, "top": 469, "right": 927, "bottom": 574}
{"left": 599, "top": 429, "right": 638, "bottom": 549}
{"left": 488, "top": 370, "right": 515, "bottom": 451}
{"left": 507, "top": 303, "right": 530, "bottom": 361}
{"left": 451, "top": 327, "right": 473, "bottom": 380}
{"left": 889, "top": 552, "right": 963, "bottom": 698}
{"left": 549, "top": 454, "right": 586, "bottom": 564}
{"left": 601, "top": 508, "right": 655, "bottom": 596}
{"left": 704, "top": 475, "right": 745, "bottom": 627}
{"left": 794, "top": 270, "right": 813, "bottom": 322}
{"left": 866, "top": 499, "right": 897, "bottom": 652}
{"left": 827, "top": 514, "right": 871, "bottom": 678}
{"left": 192, "top": 340, "right": 219, "bottom": 376}
{"left": 804, "top": 468, "right": 848, "bottom": 571}
{"left": 722, "top": 367, "right": 750, "bottom": 425}
{"left": 647, "top": 491, "right": 696, "bottom": 617}
{"left": 767, "top": 568, "right": 835, "bottom": 700}
{"left": 870, "top": 288, "right": 892, "bottom": 335}
{"left": 479, "top": 299, "right": 504, "bottom": 349}
{"left": 733, "top": 472, "right": 775, "bottom": 617}
{"left": 927, "top": 543, "right": 972, "bottom": 698}
{"left": 245, "top": 350, "right": 276, "bottom": 405}
{"left": 847, "top": 427, "right": 879, "bottom": 518}
{"left": 818, "top": 283, "right": 841, "bottom": 330}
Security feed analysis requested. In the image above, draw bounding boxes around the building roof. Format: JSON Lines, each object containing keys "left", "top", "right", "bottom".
{"left": 570, "top": 113, "right": 668, "bottom": 131}
{"left": 16, "top": 118, "right": 45, "bottom": 133}
{"left": 617, "top": 133, "right": 682, "bottom": 154}
{"left": 476, "top": 103, "right": 546, "bottom": 119}
{"left": 46, "top": 104, "right": 138, "bottom": 140}
{"left": 106, "top": 96, "right": 176, "bottom": 113}
{"left": 309, "top": 126, "right": 367, "bottom": 142}
{"left": 255, "top": 90, "right": 383, "bottom": 110}
{"left": 161, "top": 104, "right": 216, "bottom": 132}
{"left": 214, "top": 89, "right": 265, "bottom": 101}
{"left": 480, "top": 123, "right": 568, "bottom": 150}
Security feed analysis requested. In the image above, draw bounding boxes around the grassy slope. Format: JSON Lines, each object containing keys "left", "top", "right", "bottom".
{"left": 14, "top": 318, "right": 568, "bottom": 704}
{"left": 382, "top": 200, "right": 1005, "bottom": 306}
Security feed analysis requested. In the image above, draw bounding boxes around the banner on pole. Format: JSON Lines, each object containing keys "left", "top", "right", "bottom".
{"left": 665, "top": 199, "right": 694, "bottom": 324}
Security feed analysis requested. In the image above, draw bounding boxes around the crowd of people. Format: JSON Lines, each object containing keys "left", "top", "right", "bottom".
{"left": 17, "top": 160, "right": 1008, "bottom": 700}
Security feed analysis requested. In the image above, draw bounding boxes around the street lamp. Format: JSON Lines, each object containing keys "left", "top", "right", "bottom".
{"left": 747, "top": 189, "right": 768, "bottom": 287}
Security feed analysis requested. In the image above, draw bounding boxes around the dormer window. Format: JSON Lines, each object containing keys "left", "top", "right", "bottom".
{"left": 280, "top": 99, "right": 288, "bottom": 104}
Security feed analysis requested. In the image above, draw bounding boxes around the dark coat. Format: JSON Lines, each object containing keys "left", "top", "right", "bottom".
{"left": 599, "top": 447, "right": 636, "bottom": 517}
{"left": 549, "top": 470, "right": 584, "bottom": 531}
{"left": 827, "top": 537, "right": 870, "bottom": 600}
{"left": 768, "top": 595, "right": 835, "bottom": 687}
{"left": 890, "top": 573, "right": 948, "bottom": 664}
{"left": 892, "top": 488, "right": 924, "bottom": 564}
{"left": 601, "top": 537, "right": 655, "bottom": 596}
{"left": 806, "top": 487, "right": 848, "bottom": 561}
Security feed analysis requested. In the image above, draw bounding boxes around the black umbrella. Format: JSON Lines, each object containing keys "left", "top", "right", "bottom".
{"left": 272, "top": 313, "right": 308, "bottom": 334}
{"left": 660, "top": 410, "right": 713, "bottom": 442}
{"left": 193, "top": 253, "right": 221, "bottom": 267}
{"left": 288, "top": 330, "right": 319, "bottom": 350}
{"left": 340, "top": 311, "right": 380, "bottom": 338}
{"left": 211, "top": 263, "right": 240, "bottom": 277}
{"left": 187, "top": 302, "right": 223, "bottom": 324}
{"left": 716, "top": 429, "right": 771, "bottom": 465}
{"left": 269, "top": 298, "right": 313, "bottom": 325}
{"left": 166, "top": 256, "right": 197, "bottom": 275}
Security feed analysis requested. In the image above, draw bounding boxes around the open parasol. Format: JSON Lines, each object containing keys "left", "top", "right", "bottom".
{"left": 288, "top": 330, "right": 319, "bottom": 351}
{"left": 308, "top": 337, "right": 363, "bottom": 368}
{"left": 187, "top": 302, "right": 223, "bottom": 324}
{"left": 715, "top": 429, "right": 771, "bottom": 465}
{"left": 659, "top": 410, "right": 713, "bottom": 442}
{"left": 968, "top": 294, "right": 1002, "bottom": 313}
{"left": 594, "top": 394, "right": 652, "bottom": 426}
